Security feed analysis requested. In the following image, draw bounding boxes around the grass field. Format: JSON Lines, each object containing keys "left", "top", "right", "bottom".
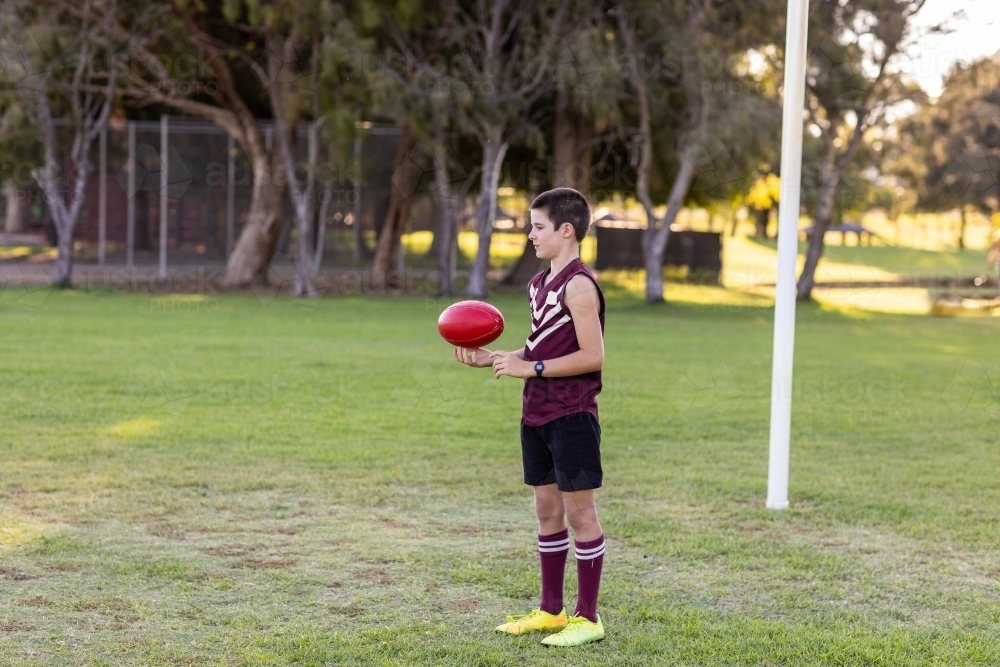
{"left": 2, "top": 288, "right": 1000, "bottom": 665}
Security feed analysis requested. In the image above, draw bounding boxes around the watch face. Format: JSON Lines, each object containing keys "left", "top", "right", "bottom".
{"left": 535, "top": 362, "right": 544, "bottom": 371}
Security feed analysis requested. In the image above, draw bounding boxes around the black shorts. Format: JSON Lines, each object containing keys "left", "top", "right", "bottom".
{"left": 520, "top": 412, "right": 602, "bottom": 492}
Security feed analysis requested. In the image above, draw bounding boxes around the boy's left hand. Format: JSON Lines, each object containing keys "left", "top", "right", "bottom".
{"left": 489, "top": 350, "right": 532, "bottom": 379}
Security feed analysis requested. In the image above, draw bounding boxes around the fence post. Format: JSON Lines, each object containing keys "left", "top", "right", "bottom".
{"left": 98, "top": 124, "right": 107, "bottom": 266}
{"left": 226, "top": 134, "right": 235, "bottom": 258}
{"left": 352, "top": 130, "right": 362, "bottom": 264}
{"left": 126, "top": 122, "right": 135, "bottom": 270}
{"left": 159, "top": 114, "right": 168, "bottom": 280}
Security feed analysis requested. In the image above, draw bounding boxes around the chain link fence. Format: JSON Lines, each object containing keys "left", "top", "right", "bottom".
{"left": 2, "top": 117, "right": 403, "bottom": 273}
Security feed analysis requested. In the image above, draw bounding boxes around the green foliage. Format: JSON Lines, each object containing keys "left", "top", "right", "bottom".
{"left": 747, "top": 174, "right": 780, "bottom": 210}
{"left": 887, "top": 54, "right": 1000, "bottom": 216}
{"left": 0, "top": 96, "right": 40, "bottom": 186}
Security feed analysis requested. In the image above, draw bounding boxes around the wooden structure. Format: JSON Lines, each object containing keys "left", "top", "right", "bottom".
{"left": 594, "top": 225, "right": 722, "bottom": 275}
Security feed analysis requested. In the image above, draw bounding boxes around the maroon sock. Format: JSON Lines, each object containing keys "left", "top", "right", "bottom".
{"left": 574, "top": 534, "right": 605, "bottom": 622}
{"left": 537, "top": 529, "right": 569, "bottom": 615}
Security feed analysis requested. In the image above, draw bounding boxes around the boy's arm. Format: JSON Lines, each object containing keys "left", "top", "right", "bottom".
{"left": 489, "top": 275, "right": 603, "bottom": 379}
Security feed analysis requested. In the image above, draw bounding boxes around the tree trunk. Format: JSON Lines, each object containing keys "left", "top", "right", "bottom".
{"left": 468, "top": 128, "right": 509, "bottom": 298}
{"left": 41, "top": 160, "right": 89, "bottom": 288}
{"left": 51, "top": 222, "right": 74, "bottom": 287}
{"left": 36, "top": 140, "right": 91, "bottom": 289}
{"left": 958, "top": 206, "right": 967, "bottom": 250}
{"left": 223, "top": 151, "right": 286, "bottom": 287}
{"left": 642, "top": 157, "right": 697, "bottom": 303}
{"left": 289, "top": 124, "right": 318, "bottom": 298}
{"left": 372, "top": 122, "right": 418, "bottom": 288}
{"left": 4, "top": 182, "right": 28, "bottom": 233}
{"left": 553, "top": 88, "right": 592, "bottom": 195}
{"left": 754, "top": 207, "right": 770, "bottom": 238}
{"left": 312, "top": 181, "right": 332, "bottom": 281}
{"left": 267, "top": 29, "right": 321, "bottom": 299}
{"left": 796, "top": 138, "right": 840, "bottom": 300}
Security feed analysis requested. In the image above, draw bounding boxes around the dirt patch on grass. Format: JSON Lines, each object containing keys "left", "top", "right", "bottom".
{"left": 44, "top": 562, "right": 79, "bottom": 573}
{"left": 451, "top": 599, "right": 480, "bottom": 611}
{"left": 73, "top": 598, "right": 134, "bottom": 613}
{"left": 361, "top": 555, "right": 394, "bottom": 565}
{"left": 201, "top": 543, "right": 264, "bottom": 557}
{"left": 247, "top": 524, "right": 301, "bottom": 536}
{"left": 356, "top": 567, "right": 394, "bottom": 585}
{"left": 107, "top": 617, "right": 140, "bottom": 631}
{"left": 148, "top": 524, "right": 186, "bottom": 540}
{"left": 240, "top": 558, "right": 298, "bottom": 570}
{"left": 329, "top": 602, "right": 365, "bottom": 617}
{"left": 0, "top": 566, "right": 38, "bottom": 580}
{"left": 14, "top": 595, "right": 52, "bottom": 607}
{"left": 0, "top": 621, "right": 37, "bottom": 632}
{"left": 325, "top": 538, "right": 354, "bottom": 546}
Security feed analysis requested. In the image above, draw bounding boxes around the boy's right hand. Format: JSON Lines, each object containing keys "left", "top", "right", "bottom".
{"left": 454, "top": 346, "right": 493, "bottom": 368}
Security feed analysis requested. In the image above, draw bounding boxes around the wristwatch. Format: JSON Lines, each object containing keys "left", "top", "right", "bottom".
{"left": 535, "top": 360, "right": 545, "bottom": 378}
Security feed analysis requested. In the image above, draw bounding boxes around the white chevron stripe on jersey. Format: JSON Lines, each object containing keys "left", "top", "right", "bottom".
{"left": 525, "top": 314, "right": 572, "bottom": 351}
{"left": 531, "top": 284, "right": 565, "bottom": 321}
{"left": 531, "top": 300, "right": 565, "bottom": 332}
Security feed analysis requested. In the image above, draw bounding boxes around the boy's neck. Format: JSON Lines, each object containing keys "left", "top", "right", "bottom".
{"left": 547, "top": 246, "right": 581, "bottom": 282}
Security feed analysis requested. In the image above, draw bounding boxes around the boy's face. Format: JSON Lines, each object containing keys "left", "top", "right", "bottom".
{"left": 528, "top": 209, "right": 575, "bottom": 259}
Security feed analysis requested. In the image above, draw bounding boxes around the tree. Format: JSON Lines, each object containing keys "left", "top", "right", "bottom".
{"left": 888, "top": 54, "right": 999, "bottom": 249}
{"left": 444, "top": 0, "right": 566, "bottom": 298}
{"left": 2, "top": 0, "right": 119, "bottom": 287}
{"left": 366, "top": 2, "right": 476, "bottom": 295}
{"left": 117, "top": 0, "right": 364, "bottom": 289}
{"left": 616, "top": 0, "right": 779, "bottom": 302}
{"left": 747, "top": 173, "right": 781, "bottom": 238}
{"left": 794, "top": 0, "right": 928, "bottom": 299}
{"left": 501, "top": 3, "right": 619, "bottom": 288}
{"left": 254, "top": 3, "right": 358, "bottom": 296}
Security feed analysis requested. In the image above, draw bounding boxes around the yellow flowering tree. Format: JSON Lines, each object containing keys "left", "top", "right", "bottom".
{"left": 747, "top": 174, "right": 780, "bottom": 238}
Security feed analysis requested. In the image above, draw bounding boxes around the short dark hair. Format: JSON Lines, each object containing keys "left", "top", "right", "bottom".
{"left": 529, "top": 188, "right": 592, "bottom": 242}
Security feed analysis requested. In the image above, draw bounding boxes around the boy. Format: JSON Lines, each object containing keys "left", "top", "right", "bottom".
{"left": 454, "top": 187, "right": 607, "bottom": 647}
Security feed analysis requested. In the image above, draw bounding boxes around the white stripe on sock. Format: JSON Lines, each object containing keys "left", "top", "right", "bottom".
{"left": 575, "top": 546, "right": 605, "bottom": 560}
{"left": 538, "top": 538, "right": 570, "bottom": 549}
{"left": 538, "top": 545, "right": 570, "bottom": 553}
{"left": 574, "top": 542, "right": 605, "bottom": 555}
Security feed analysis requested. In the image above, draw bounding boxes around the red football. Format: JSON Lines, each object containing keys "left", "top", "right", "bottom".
{"left": 437, "top": 300, "right": 505, "bottom": 348}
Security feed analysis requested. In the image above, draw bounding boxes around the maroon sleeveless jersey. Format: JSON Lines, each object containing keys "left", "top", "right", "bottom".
{"left": 522, "top": 257, "right": 606, "bottom": 426}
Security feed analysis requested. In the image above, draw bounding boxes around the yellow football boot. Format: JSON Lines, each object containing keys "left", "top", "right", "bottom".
{"left": 541, "top": 614, "right": 605, "bottom": 646}
{"left": 495, "top": 608, "right": 568, "bottom": 635}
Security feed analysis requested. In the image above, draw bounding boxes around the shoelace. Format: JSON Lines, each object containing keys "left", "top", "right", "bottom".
{"left": 559, "top": 616, "right": 593, "bottom": 632}
{"left": 506, "top": 609, "right": 548, "bottom": 623}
